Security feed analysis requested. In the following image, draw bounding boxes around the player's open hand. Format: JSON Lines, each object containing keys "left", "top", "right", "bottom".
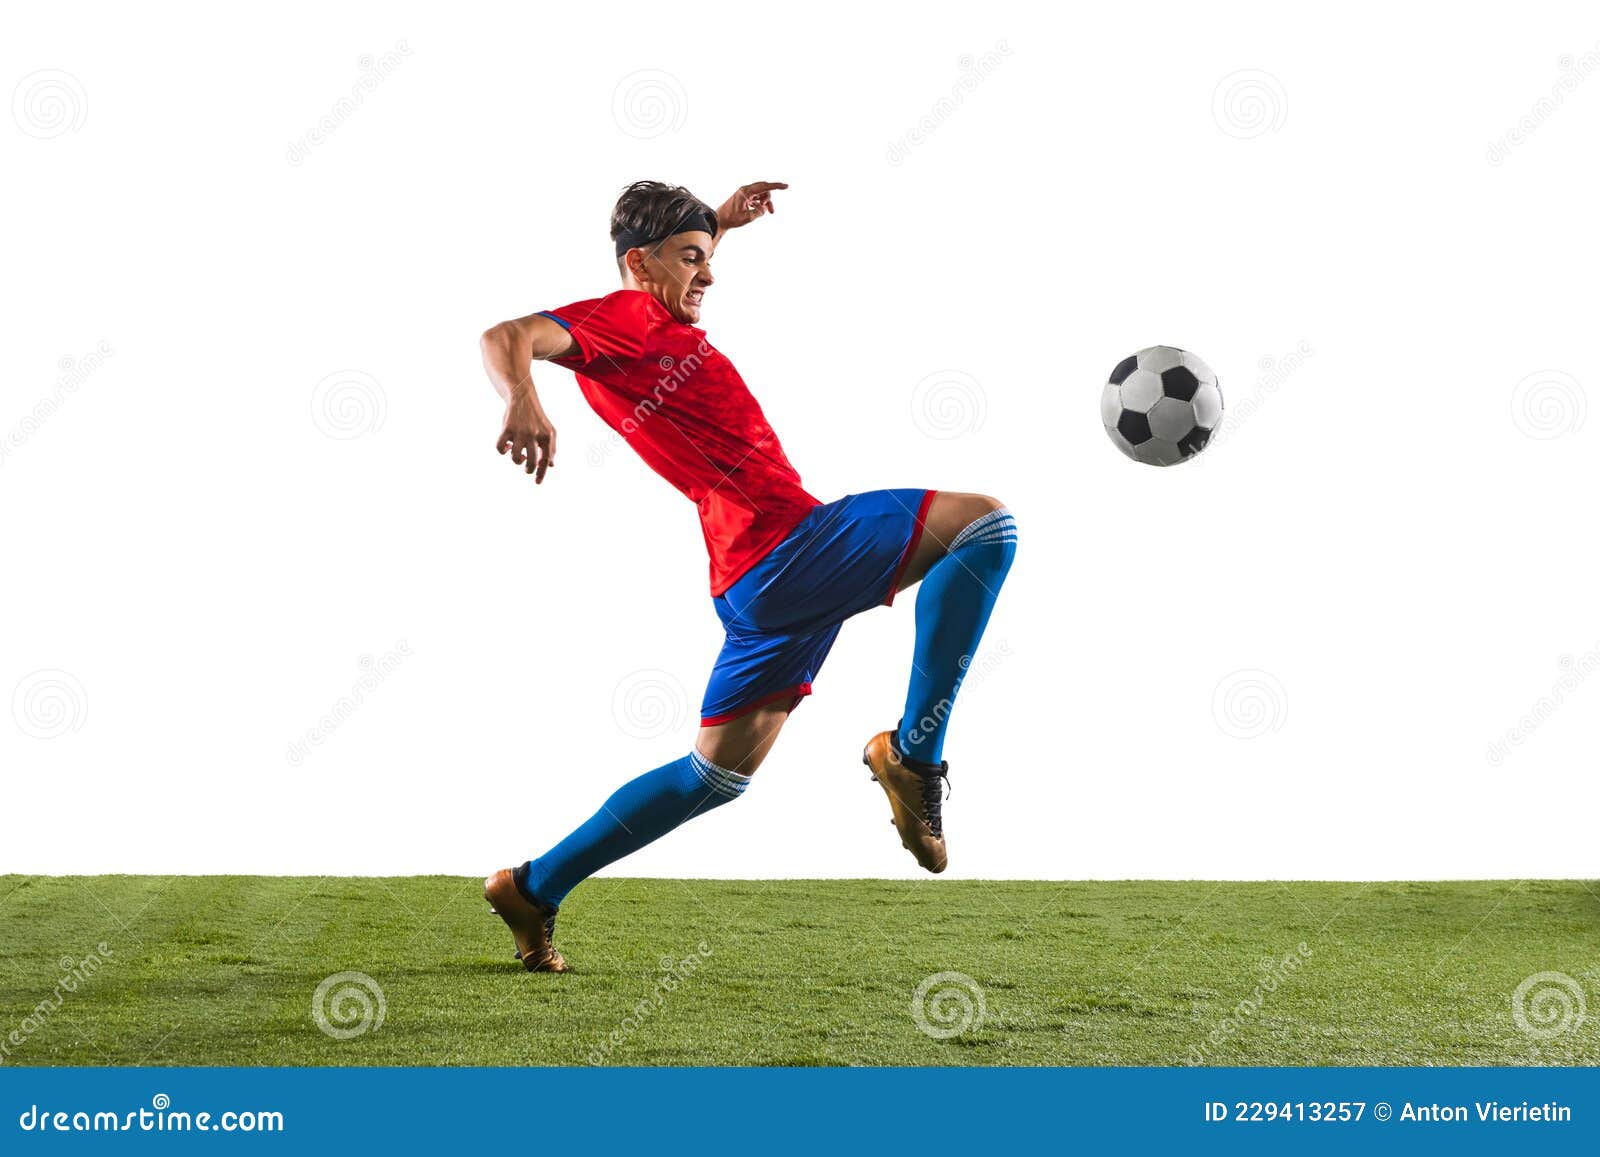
{"left": 716, "top": 181, "right": 788, "bottom": 230}
{"left": 497, "top": 396, "right": 556, "bottom": 483}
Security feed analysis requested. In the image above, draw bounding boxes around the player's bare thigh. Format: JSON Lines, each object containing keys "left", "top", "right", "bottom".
{"left": 896, "top": 491, "right": 1006, "bottom": 591}
{"left": 696, "top": 703, "right": 790, "bottom": 776}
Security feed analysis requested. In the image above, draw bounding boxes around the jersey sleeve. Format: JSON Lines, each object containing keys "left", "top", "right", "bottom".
{"left": 538, "top": 291, "right": 653, "bottom": 370}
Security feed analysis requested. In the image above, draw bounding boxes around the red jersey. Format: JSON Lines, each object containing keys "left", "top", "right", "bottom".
{"left": 540, "top": 290, "right": 820, "bottom": 595}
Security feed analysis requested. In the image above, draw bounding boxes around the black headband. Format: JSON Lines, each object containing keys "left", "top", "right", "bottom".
{"left": 613, "top": 207, "right": 718, "bottom": 257}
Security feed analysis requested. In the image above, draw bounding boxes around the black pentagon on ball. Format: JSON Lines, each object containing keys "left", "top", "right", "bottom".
{"left": 1177, "top": 424, "right": 1212, "bottom": 457}
{"left": 1116, "top": 409, "right": 1153, "bottom": 444}
{"left": 1108, "top": 355, "right": 1139, "bottom": 385}
{"left": 1161, "top": 366, "right": 1200, "bottom": 401}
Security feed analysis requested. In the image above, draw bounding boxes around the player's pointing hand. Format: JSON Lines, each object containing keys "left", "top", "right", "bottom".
{"left": 716, "top": 181, "right": 788, "bottom": 230}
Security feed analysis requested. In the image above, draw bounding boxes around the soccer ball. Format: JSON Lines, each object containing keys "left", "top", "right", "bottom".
{"left": 1100, "top": 346, "right": 1223, "bottom": 466}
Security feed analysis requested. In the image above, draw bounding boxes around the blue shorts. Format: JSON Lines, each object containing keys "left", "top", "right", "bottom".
{"left": 700, "top": 488, "right": 935, "bottom": 725}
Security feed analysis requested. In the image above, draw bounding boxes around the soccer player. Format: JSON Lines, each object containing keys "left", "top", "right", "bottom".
{"left": 478, "top": 181, "right": 1016, "bottom": 970}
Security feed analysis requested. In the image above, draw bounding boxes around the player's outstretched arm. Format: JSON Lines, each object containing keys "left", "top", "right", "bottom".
{"left": 479, "top": 313, "right": 577, "bottom": 483}
{"left": 714, "top": 181, "right": 788, "bottom": 233}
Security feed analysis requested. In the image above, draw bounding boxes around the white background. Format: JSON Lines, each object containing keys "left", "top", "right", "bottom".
{"left": 4, "top": 2, "right": 1597, "bottom": 880}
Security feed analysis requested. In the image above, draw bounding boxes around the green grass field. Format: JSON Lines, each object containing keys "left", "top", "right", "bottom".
{"left": 1, "top": 877, "right": 1596, "bottom": 1066}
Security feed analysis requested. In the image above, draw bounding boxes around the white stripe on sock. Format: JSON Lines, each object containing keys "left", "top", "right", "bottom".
{"left": 690, "top": 750, "right": 751, "bottom": 799}
{"left": 949, "top": 507, "right": 1016, "bottom": 552}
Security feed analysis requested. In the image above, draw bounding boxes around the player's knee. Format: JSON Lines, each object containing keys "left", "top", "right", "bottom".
{"left": 940, "top": 492, "right": 1004, "bottom": 524}
{"left": 946, "top": 500, "right": 1017, "bottom": 575}
{"left": 696, "top": 705, "right": 787, "bottom": 777}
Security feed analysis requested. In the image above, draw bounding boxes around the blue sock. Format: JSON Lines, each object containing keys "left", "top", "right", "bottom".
{"left": 898, "top": 507, "right": 1017, "bottom": 765}
{"left": 517, "top": 750, "right": 749, "bottom": 909}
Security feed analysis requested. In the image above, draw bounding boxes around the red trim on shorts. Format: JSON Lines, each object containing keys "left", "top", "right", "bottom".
{"left": 884, "top": 489, "right": 938, "bottom": 607}
{"left": 700, "top": 683, "right": 812, "bottom": 727}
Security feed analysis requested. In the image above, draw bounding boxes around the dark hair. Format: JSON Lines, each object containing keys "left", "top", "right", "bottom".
{"left": 610, "top": 181, "right": 718, "bottom": 254}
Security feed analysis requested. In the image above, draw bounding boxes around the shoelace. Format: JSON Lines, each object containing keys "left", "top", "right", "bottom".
{"left": 514, "top": 912, "right": 560, "bottom": 962}
{"left": 919, "top": 767, "right": 951, "bottom": 838}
